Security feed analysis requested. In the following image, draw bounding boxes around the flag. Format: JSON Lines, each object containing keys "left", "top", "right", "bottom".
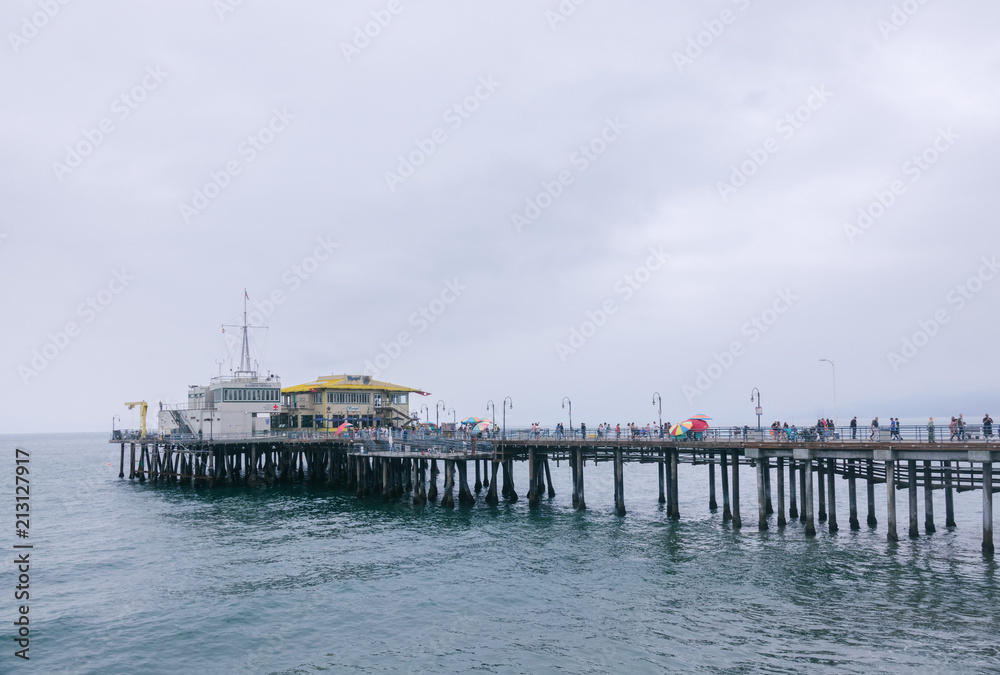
{"left": 244, "top": 289, "right": 249, "bottom": 300}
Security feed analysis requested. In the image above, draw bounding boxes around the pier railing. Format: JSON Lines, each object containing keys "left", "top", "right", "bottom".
{"left": 111, "top": 423, "right": 995, "bottom": 446}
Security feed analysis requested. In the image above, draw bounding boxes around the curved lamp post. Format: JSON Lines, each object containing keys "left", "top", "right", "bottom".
{"left": 562, "top": 396, "right": 572, "bottom": 438}
{"left": 503, "top": 396, "right": 513, "bottom": 440}
{"left": 819, "top": 358, "right": 838, "bottom": 428}
{"left": 436, "top": 399, "right": 446, "bottom": 428}
{"left": 652, "top": 392, "right": 662, "bottom": 437}
{"left": 419, "top": 403, "right": 430, "bottom": 424}
{"left": 750, "top": 387, "right": 762, "bottom": 432}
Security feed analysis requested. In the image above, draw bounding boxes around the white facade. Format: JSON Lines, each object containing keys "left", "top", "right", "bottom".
{"left": 158, "top": 376, "right": 281, "bottom": 439}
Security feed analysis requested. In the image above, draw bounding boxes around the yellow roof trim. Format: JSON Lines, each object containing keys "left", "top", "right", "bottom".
{"left": 282, "top": 374, "right": 424, "bottom": 395}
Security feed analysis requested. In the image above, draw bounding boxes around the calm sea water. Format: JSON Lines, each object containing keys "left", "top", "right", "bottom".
{"left": 1, "top": 433, "right": 998, "bottom": 674}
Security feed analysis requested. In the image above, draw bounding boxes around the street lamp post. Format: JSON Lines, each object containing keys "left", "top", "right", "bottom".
{"left": 750, "top": 388, "right": 762, "bottom": 432}
{"left": 112, "top": 414, "right": 120, "bottom": 438}
{"left": 503, "top": 397, "right": 513, "bottom": 440}
{"left": 652, "top": 392, "right": 662, "bottom": 437}
{"left": 487, "top": 400, "right": 496, "bottom": 429}
{"left": 419, "top": 403, "right": 430, "bottom": 425}
{"left": 819, "top": 358, "right": 838, "bottom": 429}
{"left": 448, "top": 407, "right": 456, "bottom": 425}
{"left": 562, "top": 396, "right": 572, "bottom": 438}
{"left": 436, "top": 399, "right": 446, "bottom": 428}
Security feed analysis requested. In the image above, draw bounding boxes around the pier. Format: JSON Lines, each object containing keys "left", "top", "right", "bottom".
{"left": 112, "top": 428, "right": 998, "bottom": 557}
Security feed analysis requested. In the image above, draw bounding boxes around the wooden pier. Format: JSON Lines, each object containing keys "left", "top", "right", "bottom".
{"left": 112, "top": 432, "right": 998, "bottom": 557}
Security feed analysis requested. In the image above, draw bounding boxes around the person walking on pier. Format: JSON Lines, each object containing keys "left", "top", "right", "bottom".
{"left": 890, "top": 417, "right": 901, "bottom": 441}
{"left": 928, "top": 417, "right": 936, "bottom": 443}
{"left": 870, "top": 416, "right": 879, "bottom": 441}
{"left": 949, "top": 417, "right": 959, "bottom": 441}
{"left": 850, "top": 416, "right": 857, "bottom": 439}
{"left": 580, "top": 422, "right": 586, "bottom": 440}
{"left": 958, "top": 414, "right": 966, "bottom": 441}
{"left": 984, "top": 414, "right": 993, "bottom": 442}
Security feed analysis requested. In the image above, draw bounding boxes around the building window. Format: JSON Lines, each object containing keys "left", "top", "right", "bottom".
{"left": 374, "top": 394, "right": 382, "bottom": 407}
{"left": 327, "top": 392, "right": 371, "bottom": 404}
{"left": 391, "top": 393, "right": 408, "bottom": 405}
{"left": 313, "top": 392, "right": 322, "bottom": 405}
{"left": 302, "top": 415, "right": 314, "bottom": 428}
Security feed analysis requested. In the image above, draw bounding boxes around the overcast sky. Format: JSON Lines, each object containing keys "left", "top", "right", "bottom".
{"left": 3, "top": 0, "right": 999, "bottom": 434}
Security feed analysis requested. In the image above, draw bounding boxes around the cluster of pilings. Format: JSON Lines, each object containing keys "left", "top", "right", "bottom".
{"left": 744, "top": 449, "right": 996, "bottom": 556}
{"left": 116, "top": 438, "right": 997, "bottom": 556}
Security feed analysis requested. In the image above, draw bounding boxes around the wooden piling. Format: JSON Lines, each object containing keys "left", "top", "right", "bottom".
{"left": 983, "top": 461, "right": 994, "bottom": 556}
{"left": 505, "top": 459, "right": 519, "bottom": 503}
{"left": 658, "top": 451, "right": 666, "bottom": 505}
{"left": 908, "top": 460, "right": 919, "bottom": 538}
{"left": 427, "top": 459, "right": 439, "bottom": 502}
{"left": 543, "top": 457, "right": 556, "bottom": 498}
{"left": 457, "top": 460, "right": 475, "bottom": 505}
{"left": 848, "top": 459, "right": 860, "bottom": 530}
{"left": 720, "top": 450, "right": 731, "bottom": 521}
{"left": 776, "top": 457, "right": 786, "bottom": 528}
{"left": 482, "top": 459, "right": 489, "bottom": 489}
{"left": 527, "top": 447, "right": 539, "bottom": 507}
{"left": 575, "top": 449, "right": 586, "bottom": 511}
{"left": 799, "top": 460, "right": 807, "bottom": 523}
{"left": 923, "top": 460, "right": 936, "bottom": 534}
{"left": 804, "top": 458, "right": 815, "bottom": 537}
{"left": 944, "top": 460, "right": 956, "bottom": 527}
{"left": 731, "top": 450, "right": 741, "bottom": 529}
{"left": 866, "top": 459, "right": 877, "bottom": 527}
{"left": 788, "top": 459, "right": 798, "bottom": 520}
{"left": 474, "top": 459, "right": 482, "bottom": 492}
{"left": 827, "top": 458, "right": 838, "bottom": 533}
{"left": 382, "top": 458, "right": 391, "bottom": 503}
{"left": 129, "top": 443, "right": 136, "bottom": 480}
{"left": 441, "top": 460, "right": 455, "bottom": 508}
{"left": 614, "top": 447, "right": 626, "bottom": 516}
{"left": 413, "top": 459, "right": 426, "bottom": 506}
{"left": 816, "top": 460, "right": 826, "bottom": 522}
{"left": 708, "top": 453, "right": 718, "bottom": 510}
{"left": 670, "top": 450, "right": 680, "bottom": 520}
{"left": 763, "top": 458, "right": 773, "bottom": 515}
{"left": 756, "top": 457, "right": 768, "bottom": 531}
{"left": 119, "top": 443, "right": 125, "bottom": 478}
{"left": 886, "top": 459, "right": 898, "bottom": 542}
{"left": 571, "top": 449, "right": 579, "bottom": 508}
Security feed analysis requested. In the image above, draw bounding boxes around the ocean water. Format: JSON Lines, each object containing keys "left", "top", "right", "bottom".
{"left": 1, "top": 433, "right": 998, "bottom": 674}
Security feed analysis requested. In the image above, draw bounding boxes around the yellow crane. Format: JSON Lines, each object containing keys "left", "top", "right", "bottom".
{"left": 124, "top": 401, "right": 148, "bottom": 438}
